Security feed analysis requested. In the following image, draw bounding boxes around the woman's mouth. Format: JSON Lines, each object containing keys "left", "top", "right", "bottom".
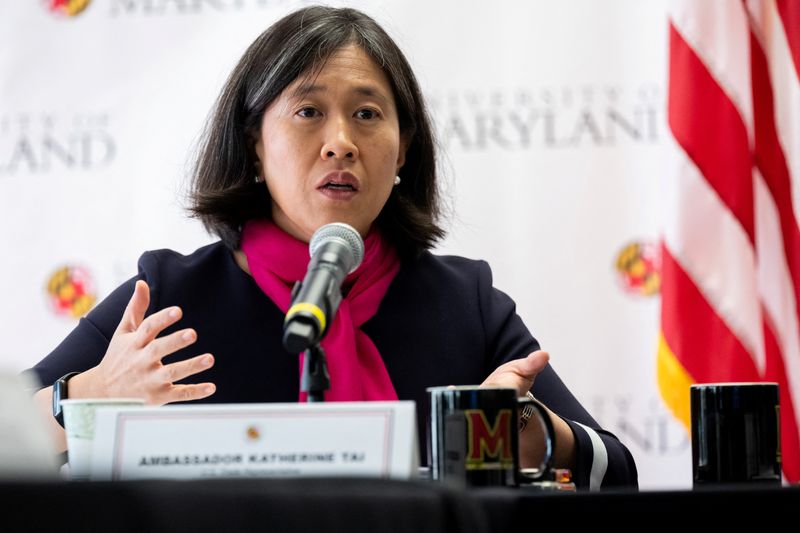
{"left": 318, "top": 171, "right": 360, "bottom": 199}
{"left": 322, "top": 182, "right": 356, "bottom": 191}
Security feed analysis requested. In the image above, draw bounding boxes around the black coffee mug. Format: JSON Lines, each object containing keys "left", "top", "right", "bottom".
{"left": 691, "top": 382, "right": 781, "bottom": 486}
{"left": 427, "top": 385, "right": 554, "bottom": 487}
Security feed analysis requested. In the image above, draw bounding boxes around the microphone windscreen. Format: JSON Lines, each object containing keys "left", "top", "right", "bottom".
{"left": 309, "top": 223, "right": 365, "bottom": 273}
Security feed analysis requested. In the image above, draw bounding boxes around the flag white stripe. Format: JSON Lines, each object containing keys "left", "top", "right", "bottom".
{"left": 670, "top": 0, "right": 754, "bottom": 146}
{"left": 667, "top": 0, "right": 800, "bottom": 482}
{"left": 755, "top": 170, "right": 800, "bottom": 437}
{"left": 761, "top": 0, "right": 800, "bottom": 232}
{"left": 663, "top": 136, "right": 765, "bottom": 374}
{"left": 747, "top": 0, "right": 800, "bottom": 232}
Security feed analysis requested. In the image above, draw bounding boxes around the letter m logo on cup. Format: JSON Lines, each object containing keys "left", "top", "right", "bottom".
{"left": 464, "top": 409, "right": 514, "bottom": 469}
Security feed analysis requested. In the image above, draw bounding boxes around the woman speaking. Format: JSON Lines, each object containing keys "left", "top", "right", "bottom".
{"left": 28, "top": 5, "right": 636, "bottom": 490}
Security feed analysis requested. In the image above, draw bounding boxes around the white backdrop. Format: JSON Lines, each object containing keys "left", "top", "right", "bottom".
{"left": 0, "top": 0, "right": 684, "bottom": 489}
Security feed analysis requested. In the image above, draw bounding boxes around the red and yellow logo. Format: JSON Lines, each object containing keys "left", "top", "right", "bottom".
{"left": 43, "top": 0, "right": 92, "bottom": 17}
{"left": 615, "top": 241, "right": 660, "bottom": 297}
{"left": 46, "top": 265, "right": 97, "bottom": 318}
{"left": 246, "top": 426, "right": 261, "bottom": 441}
{"left": 465, "top": 409, "right": 514, "bottom": 469}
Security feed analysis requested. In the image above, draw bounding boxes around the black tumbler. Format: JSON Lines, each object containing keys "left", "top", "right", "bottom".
{"left": 690, "top": 382, "right": 781, "bottom": 486}
{"left": 427, "top": 385, "right": 553, "bottom": 487}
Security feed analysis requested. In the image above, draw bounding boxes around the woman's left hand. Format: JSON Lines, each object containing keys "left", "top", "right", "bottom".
{"left": 481, "top": 350, "right": 576, "bottom": 471}
{"left": 480, "top": 350, "right": 550, "bottom": 395}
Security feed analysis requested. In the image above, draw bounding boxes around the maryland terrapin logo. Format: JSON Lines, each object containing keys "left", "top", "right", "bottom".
{"left": 615, "top": 241, "right": 660, "bottom": 297}
{"left": 46, "top": 265, "right": 97, "bottom": 318}
{"left": 246, "top": 426, "right": 261, "bottom": 442}
{"left": 464, "top": 409, "right": 514, "bottom": 470}
{"left": 43, "top": 0, "right": 92, "bottom": 17}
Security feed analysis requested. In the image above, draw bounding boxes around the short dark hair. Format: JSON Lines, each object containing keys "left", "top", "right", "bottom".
{"left": 188, "top": 5, "right": 444, "bottom": 258}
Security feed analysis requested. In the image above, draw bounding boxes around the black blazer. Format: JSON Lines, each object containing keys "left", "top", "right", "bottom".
{"left": 29, "top": 242, "right": 637, "bottom": 489}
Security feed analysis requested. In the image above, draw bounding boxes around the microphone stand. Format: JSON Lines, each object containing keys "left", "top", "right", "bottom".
{"left": 285, "top": 223, "right": 364, "bottom": 403}
{"left": 301, "top": 343, "right": 330, "bottom": 402}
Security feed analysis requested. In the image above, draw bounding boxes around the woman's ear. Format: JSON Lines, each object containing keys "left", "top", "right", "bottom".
{"left": 250, "top": 130, "right": 264, "bottom": 176}
{"left": 396, "top": 133, "right": 410, "bottom": 172}
{"left": 250, "top": 129, "right": 262, "bottom": 157}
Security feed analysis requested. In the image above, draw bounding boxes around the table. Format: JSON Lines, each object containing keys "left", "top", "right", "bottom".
{"left": 1, "top": 477, "right": 797, "bottom": 531}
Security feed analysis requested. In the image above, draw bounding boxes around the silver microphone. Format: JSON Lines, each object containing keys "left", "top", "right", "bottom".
{"left": 282, "top": 222, "right": 365, "bottom": 353}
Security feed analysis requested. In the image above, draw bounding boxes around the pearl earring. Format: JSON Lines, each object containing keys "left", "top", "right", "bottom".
{"left": 394, "top": 176, "right": 401, "bottom": 186}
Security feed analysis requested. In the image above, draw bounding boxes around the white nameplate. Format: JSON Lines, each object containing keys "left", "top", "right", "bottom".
{"left": 90, "top": 402, "right": 418, "bottom": 481}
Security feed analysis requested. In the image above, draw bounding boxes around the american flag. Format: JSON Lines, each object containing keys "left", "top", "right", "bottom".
{"left": 659, "top": 0, "right": 800, "bottom": 483}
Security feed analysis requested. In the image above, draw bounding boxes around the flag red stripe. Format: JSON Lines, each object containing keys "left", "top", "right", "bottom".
{"left": 750, "top": 27, "right": 800, "bottom": 484}
{"left": 777, "top": 0, "right": 800, "bottom": 80}
{"left": 750, "top": 31, "right": 800, "bottom": 334}
{"left": 763, "top": 315, "right": 800, "bottom": 482}
{"left": 668, "top": 22, "right": 755, "bottom": 243}
{"left": 660, "top": 244, "right": 760, "bottom": 383}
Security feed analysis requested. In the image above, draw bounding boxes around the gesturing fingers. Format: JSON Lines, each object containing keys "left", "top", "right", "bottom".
{"left": 133, "top": 306, "right": 183, "bottom": 348}
{"left": 101, "top": 293, "right": 219, "bottom": 407}
{"left": 144, "top": 328, "right": 197, "bottom": 363}
{"left": 482, "top": 351, "right": 550, "bottom": 396}
{"left": 117, "top": 280, "right": 150, "bottom": 334}
{"left": 167, "top": 383, "right": 217, "bottom": 404}
{"left": 160, "top": 353, "right": 215, "bottom": 384}
{"left": 142, "top": 353, "right": 215, "bottom": 405}
{"left": 509, "top": 350, "right": 550, "bottom": 379}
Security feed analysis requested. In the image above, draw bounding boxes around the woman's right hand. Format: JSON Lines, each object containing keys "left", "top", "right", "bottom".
{"left": 69, "top": 280, "right": 216, "bottom": 405}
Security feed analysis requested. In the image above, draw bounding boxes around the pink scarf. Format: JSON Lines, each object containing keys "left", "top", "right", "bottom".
{"left": 240, "top": 219, "right": 400, "bottom": 402}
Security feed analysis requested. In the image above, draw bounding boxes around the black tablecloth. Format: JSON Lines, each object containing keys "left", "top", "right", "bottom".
{"left": 1, "top": 477, "right": 797, "bottom": 531}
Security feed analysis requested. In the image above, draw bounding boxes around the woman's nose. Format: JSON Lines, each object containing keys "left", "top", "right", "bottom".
{"left": 320, "top": 118, "right": 359, "bottom": 160}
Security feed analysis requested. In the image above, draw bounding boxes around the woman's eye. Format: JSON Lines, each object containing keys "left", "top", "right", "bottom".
{"left": 356, "top": 108, "right": 379, "bottom": 120}
{"left": 297, "top": 107, "right": 319, "bottom": 118}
